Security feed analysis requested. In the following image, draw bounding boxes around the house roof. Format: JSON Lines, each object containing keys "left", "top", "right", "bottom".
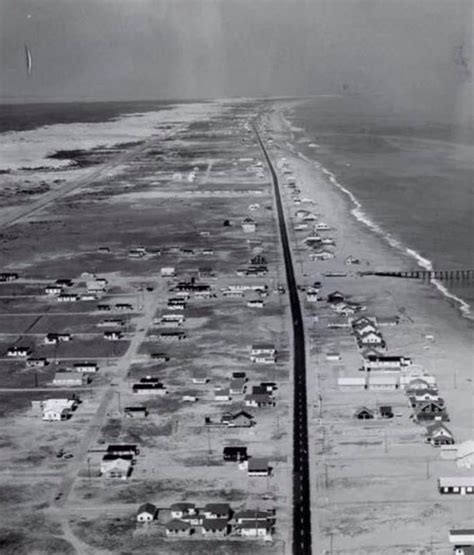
{"left": 426, "top": 422, "right": 452, "bottom": 436}
{"left": 438, "top": 476, "right": 474, "bottom": 487}
{"left": 251, "top": 343, "right": 275, "bottom": 350}
{"left": 354, "top": 406, "right": 374, "bottom": 416}
{"left": 223, "top": 446, "right": 247, "bottom": 454}
{"left": 202, "top": 518, "right": 229, "bottom": 530}
{"left": 235, "top": 510, "right": 272, "bottom": 520}
{"left": 166, "top": 519, "right": 191, "bottom": 531}
{"left": 203, "top": 503, "right": 230, "bottom": 513}
{"left": 137, "top": 503, "right": 157, "bottom": 516}
{"left": 170, "top": 502, "right": 196, "bottom": 512}
{"left": 231, "top": 411, "right": 254, "bottom": 421}
{"left": 245, "top": 393, "right": 272, "bottom": 403}
{"left": 248, "top": 457, "right": 269, "bottom": 471}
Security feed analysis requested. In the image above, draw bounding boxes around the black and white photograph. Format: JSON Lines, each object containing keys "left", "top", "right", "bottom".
{"left": 0, "top": 1, "right": 472, "bottom": 553}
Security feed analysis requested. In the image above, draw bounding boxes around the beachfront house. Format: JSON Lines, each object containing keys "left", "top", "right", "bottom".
{"left": 136, "top": 503, "right": 157, "bottom": 522}
{"left": 165, "top": 519, "right": 192, "bottom": 537}
{"left": 364, "top": 355, "right": 412, "bottom": 371}
{"left": 404, "top": 377, "right": 437, "bottom": 392}
{"left": 356, "top": 330, "right": 385, "bottom": 348}
{"left": 438, "top": 476, "right": 474, "bottom": 495}
{"left": 202, "top": 518, "right": 230, "bottom": 537}
{"left": 170, "top": 503, "right": 197, "bottom": 520}
{"left": 414, "top": 401, "right": 449, "bottom": 422}
{"left": 425, "top": 423, "right": 455, "bottom": 447}
{"left": 203, "top": 503, "right": 231, "bottom": 520}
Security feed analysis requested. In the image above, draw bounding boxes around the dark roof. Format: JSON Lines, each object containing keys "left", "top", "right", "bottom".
{"left": 204, "top": 503, "right": 230, "bottom": 514}
{"left": 223, "top": 446, "right": 247, "bottom": 454}
{"left": 170, "top": 502, "right": 196, "bottom": 511}
{"left": 248, "top": 457, "right": 269, "bottom": 471}
{"left": 202, "top": 518, "right": 229, "bottom": 531}
{"left": 166, "top": 519, "right": 191, "bottom": 531}
{"left": 137, "top": 503, "right": 157, "bottom": 515}
{"left": 231, "top": 411, "right": 254, "bottom": 420}
{"left": 235, "top": 510, "right": 272, "bottom": 520}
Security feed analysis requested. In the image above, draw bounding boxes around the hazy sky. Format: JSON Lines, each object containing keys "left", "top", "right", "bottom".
{"left": 0, "top": 0, "right": 472, "bottom": 122}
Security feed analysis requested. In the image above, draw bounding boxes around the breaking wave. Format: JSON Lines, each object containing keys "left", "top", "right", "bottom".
{"left": 319, "top": 165, "right": 472, "bottom": 319}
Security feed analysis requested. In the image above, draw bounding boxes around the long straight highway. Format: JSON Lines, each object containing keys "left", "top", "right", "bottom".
{"left": 254, "top": 124, "right": 312, "bottom": 554}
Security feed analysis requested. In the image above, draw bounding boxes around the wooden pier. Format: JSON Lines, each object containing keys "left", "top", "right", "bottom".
{"left": 359, "top": 269, "right": 474, "bottom": 281}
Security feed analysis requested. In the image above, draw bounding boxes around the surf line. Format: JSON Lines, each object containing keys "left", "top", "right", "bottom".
{"left": 318, "top": 165, "right": 472, "bottom": 319}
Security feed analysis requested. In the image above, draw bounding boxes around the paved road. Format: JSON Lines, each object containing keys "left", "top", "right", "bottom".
{"left": 254, "top": 125, "right": 312, "bottom": 554}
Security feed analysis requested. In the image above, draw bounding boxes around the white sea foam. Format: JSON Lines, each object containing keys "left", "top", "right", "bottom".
{"left": 319, "top": 165, "right": 472, "bottom": 319}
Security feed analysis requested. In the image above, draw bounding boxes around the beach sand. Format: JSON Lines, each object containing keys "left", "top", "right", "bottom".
{"left": 266, "top": 102, "right": 473, "bottom": 554}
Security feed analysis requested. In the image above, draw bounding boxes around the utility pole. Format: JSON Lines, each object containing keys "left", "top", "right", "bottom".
{"left": 384, "top": 428, "right": 388, "bottom": 453}
{"left": 87, "top": 457, "right": 91, "bottom": 481}
{"left": 207, "top": 427, "right": 212, "bottom": 455}
{"left": 324, "top": 464, "right": 329, "bottom": 488}
{"left": 426, "top": 459, "right": 431, "bottom": 479}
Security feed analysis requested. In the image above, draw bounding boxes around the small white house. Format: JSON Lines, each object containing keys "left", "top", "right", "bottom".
{"left": 136, "top": 503, "right": 157, "bottom": 522}
{"left": 242, "top": 218, "right": 256, "bottom": 233}
{"left": 161, "top": 267, "right": 175, "bottom": 278}
{"left": 214, "top": 388, "right": 232, "bottom": 402}
{"left": 53, "top": 371, "right": 87, "bottom": 387}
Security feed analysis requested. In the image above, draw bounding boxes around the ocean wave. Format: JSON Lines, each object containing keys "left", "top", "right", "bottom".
{"left": 319, "top": 165, "right": 472, "bottom": 319}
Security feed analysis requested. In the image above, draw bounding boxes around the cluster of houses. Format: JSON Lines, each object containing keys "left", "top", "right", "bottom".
{"left": 135, "top": 501, "right": 275, "bottom": 540}
{"left": 327, "top": 290, "right": 366, "bottom": 318}
{"left": 43, "top": 275, "right": 108, "bottom": 302}
{"left": 212, "top": 371, "right": 277, "bottom": 408}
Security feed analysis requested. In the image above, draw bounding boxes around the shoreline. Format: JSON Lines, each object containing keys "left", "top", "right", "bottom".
{"left": 280, "top": 100, "right": 473, "bottom": 322}
{"left": 267, "top": 102, "right": 473, "bottom": 551}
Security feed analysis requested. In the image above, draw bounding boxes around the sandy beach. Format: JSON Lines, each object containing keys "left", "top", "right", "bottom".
{"left": 265, "top": 101, "right": 473, "bottom": 554}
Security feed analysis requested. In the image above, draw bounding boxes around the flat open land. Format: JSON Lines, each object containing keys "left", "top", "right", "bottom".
{"left": 0, "top": 102, "right": 292, "bottom": 554}
{"left": 0, "top": 99, "right": 472, "bottom": 555}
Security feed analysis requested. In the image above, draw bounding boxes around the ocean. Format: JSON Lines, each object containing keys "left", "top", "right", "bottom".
{"left": 0, "top": 101, "right": 176, "bottom": 134}
{"left": 287, "top": 96, "right": 474, "bottom": 317}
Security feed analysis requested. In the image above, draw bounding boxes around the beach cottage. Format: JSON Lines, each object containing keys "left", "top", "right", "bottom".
{"left": 136, "top": 503, "right": 157, "bottom": 522}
